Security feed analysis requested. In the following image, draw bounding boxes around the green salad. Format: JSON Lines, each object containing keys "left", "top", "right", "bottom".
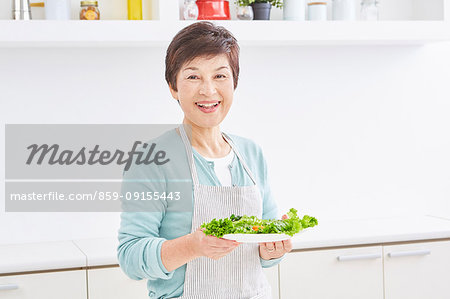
{"left": 200, "top": 208, "right": 318, "bottom": 238}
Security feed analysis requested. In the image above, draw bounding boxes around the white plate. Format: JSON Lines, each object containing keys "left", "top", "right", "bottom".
{"left": 221, "top": 233, "right": 292, "bottom": 243}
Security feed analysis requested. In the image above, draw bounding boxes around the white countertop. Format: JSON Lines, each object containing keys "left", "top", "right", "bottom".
{"left": 0, "top": 240, "right": 86, "bottom": 274}
{"left": 291, "top": 215, "right": 450, "bottom": 250}
{"left": 1, "top": 215, "right": 450, "bottom": 274}
{"left": 66, "top": 215, "right": 450, "bottom": 264}
{"left": 72, "top": 237, "right": 119, "bottom": 267}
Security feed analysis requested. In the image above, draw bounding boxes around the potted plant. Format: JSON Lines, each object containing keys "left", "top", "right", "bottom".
{"left": 235, "top": 0, "right": 283, "bottom": 20}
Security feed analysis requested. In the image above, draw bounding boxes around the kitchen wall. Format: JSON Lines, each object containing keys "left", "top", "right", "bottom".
{"left": 0, "top": 0, "right": 449, "bottom": 244}
{"left": 1, "top": 41, "right": 449, "bottom": 244}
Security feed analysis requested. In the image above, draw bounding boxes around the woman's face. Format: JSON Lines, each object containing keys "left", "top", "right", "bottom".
{"left": 169, "top": 54, "right": 234, "bottom": 129}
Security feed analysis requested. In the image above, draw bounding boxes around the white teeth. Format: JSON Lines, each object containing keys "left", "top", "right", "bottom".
{"left": 197, "top": 102, "right": 219, "bottom": 108}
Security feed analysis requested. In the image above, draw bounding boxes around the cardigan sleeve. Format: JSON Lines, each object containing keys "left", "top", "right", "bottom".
{"left": 117, "top": 162, "right": 175, "bottom": 280}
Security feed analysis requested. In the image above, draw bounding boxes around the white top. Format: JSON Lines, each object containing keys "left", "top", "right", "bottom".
{"left": 201, "top": 149, "right": 235, "bottom": 187}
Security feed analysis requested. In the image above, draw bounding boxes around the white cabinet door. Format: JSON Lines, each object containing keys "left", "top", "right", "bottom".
{"left": 384, "top": 240, "right": 450, "bottom": 299}
{"left": 89, "top": 266, "right": 279, "bottom": 299}
{"left": 88, "top": 267, "right": 148, "bottom": 299}
{"left": 280, "top": 246, "right": 383, "bottom": 299}
{"left": 0, "top": 270, "right": 86, "bottom": 299}
{"left": 263, "top": 265, "right": 279, "bottom": 299}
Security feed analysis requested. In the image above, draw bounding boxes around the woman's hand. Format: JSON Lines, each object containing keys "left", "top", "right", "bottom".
{"left": 259, "top": 214, "right": 293, "bottom": 260}
{"left": 188, "top": 227, "right": 240, "bottom": 260}
{"left": 259, "top": 239, "right": 292, "bottom": 260}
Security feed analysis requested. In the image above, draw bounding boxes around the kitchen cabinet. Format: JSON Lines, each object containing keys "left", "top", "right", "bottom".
{"left": 279, "top": 240, "right": 450, "bottom": 299}
{"left": 0, "top": 270, "right": 86, "bottom": 299}
{"left": 279, "top": 245, "right": 384, "bottom": 299}
{"left": 2, "top": 217, "right": 450, "bottom": 299}
{"left": 86, "top": 265, "right": 279, "bottom": 299}
{"left": 264, "top": 266, "right": 279, "bottom": 299}
{"left": 384, "top": 240, "right": 450, "bottom": 299}
{"left": 73, "top": 237, "right": 280, "bottom": 298}
{"left": 88, "top": 267, "right": 148, "bottom": 299}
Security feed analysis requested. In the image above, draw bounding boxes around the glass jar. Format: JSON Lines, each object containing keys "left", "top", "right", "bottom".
{"left": 332, "top": 0, "right": 355, "bottom": 20}
{"left": 361, "top": 0, "right": 378, "bottom": 21}
{"left": 80, "top": 1, "right": 100, "bottom": 20}
{"left": 283, "top": 0, "right": 306, "bottom": 21}
{"left": 237, "top": 6, "right": 254, "bottom": 20}
{"left": 183, "top": 0, "right": 198, "bottom": 20}
{"left": 308, "top": 2, "right": 327, "bottom": 21}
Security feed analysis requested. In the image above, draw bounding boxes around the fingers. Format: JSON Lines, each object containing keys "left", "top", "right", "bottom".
{"left": 208, "top": 241, "right": 240, "bottom": 260}
{"left": 259, "top": 242, "right": 273, "bottom": 250}
{"left": 210, "top": 246, "right": 237, "bottom": 255}
{"left": 196, "top": 227, "right": 239, "bottom": 247}
{"left": 261, "top": 241, "right": 291, "bottom": 254}
{"left": 282, "top": 239, "right": 293, "bottom": 252}
{"left": 209, "top": 237, "right": 239, "bottom": 248}
{"left": 203, "top": 235, "right": 240, "bottom": 259}
{"left": 264, "top": 241, "right": 282, "bottom": 252}
{"left": 275, "top": 241, "right": 283, "bottom": 251}
{"left": 268, "top": 240, "right": 293, "bottom": 252}
{"left": 265, "top": 242, "right": 275, "bottom": 252}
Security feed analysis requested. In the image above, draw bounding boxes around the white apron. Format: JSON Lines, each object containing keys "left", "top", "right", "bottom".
{"left": 175, "top": 125, "right": 272, "bottom": 299}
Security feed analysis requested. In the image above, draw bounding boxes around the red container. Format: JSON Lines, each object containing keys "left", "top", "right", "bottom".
{"left": 196, "top": 0, "right": 230, "bottom": 20}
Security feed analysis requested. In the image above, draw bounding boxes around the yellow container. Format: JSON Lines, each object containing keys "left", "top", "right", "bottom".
{"left": 128, "top": 0, "right": 142, "bottom": 20}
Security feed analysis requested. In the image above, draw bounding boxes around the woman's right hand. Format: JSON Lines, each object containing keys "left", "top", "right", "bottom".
{"left": 188, "top": 227, "right": 240, "bottom": 260}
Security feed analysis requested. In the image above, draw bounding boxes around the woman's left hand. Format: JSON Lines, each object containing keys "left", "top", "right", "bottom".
{"left": 259, "top": 239, "right": 292, "bottom": 260}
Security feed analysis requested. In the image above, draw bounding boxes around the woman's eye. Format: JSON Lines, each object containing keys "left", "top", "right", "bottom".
{"left": 187, "top": 75, "right": 199, "bottom": 80}
{"left": 216, "top": 74, "right": 226, "bottom": 79}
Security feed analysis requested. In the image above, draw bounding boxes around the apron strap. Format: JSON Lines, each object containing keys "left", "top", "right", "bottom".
{"left": 178, "top": 125, "right": 258, "bottom": 186}
{"left": 222, "top": 133, "right": 258, "bottom": 185}
{"left": 179, "top": 124, "right": 200, "bottom": 186}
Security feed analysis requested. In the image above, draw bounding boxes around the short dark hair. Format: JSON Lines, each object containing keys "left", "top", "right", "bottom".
{"left": 165, "top": 21, "right": 240, "bottom": 92}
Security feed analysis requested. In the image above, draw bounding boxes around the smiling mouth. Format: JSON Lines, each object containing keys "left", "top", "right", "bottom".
{"left": 195, "top": 101, "right": 221, "bottom": 108}
{"left": 195, "top": 101, "right": 221, "bottom": 113}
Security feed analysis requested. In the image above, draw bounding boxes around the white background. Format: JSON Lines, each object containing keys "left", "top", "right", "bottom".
{"left": 0, "top": 0, "right": 449, "bottom": 244}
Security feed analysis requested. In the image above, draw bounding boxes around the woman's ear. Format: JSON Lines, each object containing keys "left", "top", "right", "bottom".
{"left": 168, "top": 84, "right": 179, "bottom": 101}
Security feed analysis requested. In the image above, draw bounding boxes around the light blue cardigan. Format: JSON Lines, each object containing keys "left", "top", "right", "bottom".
{"left": 117, "top": 129, "right": 283, "bottom": 298}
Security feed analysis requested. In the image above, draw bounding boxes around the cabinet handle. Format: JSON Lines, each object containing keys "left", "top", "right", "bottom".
{"left": 0, "top": 284, "right": 19, "bottom": 291}
{"left": 337, "top": 253, "right": 381, "bottom": 261}
{"left": 388, "top": 249, "right": 431, "bottom": 258}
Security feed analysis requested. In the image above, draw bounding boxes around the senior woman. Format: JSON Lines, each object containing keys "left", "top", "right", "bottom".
{"left": 118, "top": 21, "right": 292, "bottom": 299}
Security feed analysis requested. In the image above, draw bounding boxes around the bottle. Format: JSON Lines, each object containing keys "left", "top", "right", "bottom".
{"left": 283, "top": 0, "right": 306, "bottom": 21}
{"left": 308, "top": 2, "right": 327, "bottom": 21}
{"left": 29, "top": 1, "right": 45, "bottom": 19}
{"left": 183, "top": 0, "right": 198, "bottom": 20}
{"left": 45, "top": 0, "right": 71, "bottom": 20}
{"left": 12, "top": 0, "right": 32, "bottom": 20}
{"left": 12, "top": 0, "right": 22, "bottom": 19}
{"left": 361, "top": 0, "right": 379, "bottom": 21}
{"left": 128, "top": 0, "right": 142, "bottom": 20}
{"left": 80, "top": 1, "right": 100, "bottom": 20}
{"left": 332, "top": 0, "right": 355, "bottom": 20}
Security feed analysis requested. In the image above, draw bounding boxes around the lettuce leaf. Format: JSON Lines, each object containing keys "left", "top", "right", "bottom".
{"left": 200, "top": 208, "right": 318, "bottom": 238}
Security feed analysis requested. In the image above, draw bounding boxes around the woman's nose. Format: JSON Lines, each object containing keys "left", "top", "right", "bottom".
{"left": 199, "top": 80, "right": 217, "bottom": 97}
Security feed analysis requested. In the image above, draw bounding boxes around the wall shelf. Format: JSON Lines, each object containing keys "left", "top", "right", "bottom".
{"left": 0, "top": 20, "right": 449, "bottom": 48}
